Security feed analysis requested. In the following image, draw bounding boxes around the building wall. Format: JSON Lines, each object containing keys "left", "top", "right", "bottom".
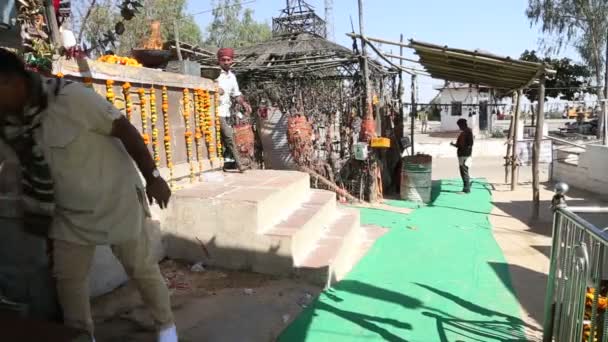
{"left": 439, "top": 87, "right": 494, "bottom": 134}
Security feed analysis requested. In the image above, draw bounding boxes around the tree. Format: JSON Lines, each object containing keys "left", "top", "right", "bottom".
{"left": 526, "top": 0, "right": 608, "bottom": 136}
{"left": 520, "top": 49, "right": 594, "bottom": 102}
{"left": 204, "top": 0, "right": 272, "bottom": 48}
{"left": 74, "top": 0, "right": 202, "bottom": 56}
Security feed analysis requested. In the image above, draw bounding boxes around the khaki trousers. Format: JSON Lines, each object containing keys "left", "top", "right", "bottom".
{"left": 52, "top": 225, "right": 173, "bottom": 336}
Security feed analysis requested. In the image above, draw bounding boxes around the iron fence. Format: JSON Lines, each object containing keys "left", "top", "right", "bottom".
{"left": 543, "top": 183, "right": 608, "bottom": 342}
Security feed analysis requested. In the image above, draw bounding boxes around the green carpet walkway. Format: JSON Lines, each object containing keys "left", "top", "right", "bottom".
{"left": 280, "top": 179, "right": 532, "bottom": 342}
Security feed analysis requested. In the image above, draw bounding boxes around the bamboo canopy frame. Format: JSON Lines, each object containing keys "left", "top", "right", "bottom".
{"left": 350, "top": 34, "right": 556, "bottom": 218}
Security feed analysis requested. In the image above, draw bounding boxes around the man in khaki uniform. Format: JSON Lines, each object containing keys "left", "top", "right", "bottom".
{"left": 0, "top": 49, "right": 177, "bottom": 342}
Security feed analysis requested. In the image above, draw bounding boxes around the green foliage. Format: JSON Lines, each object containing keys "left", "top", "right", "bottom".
{"left": 519, "top": 49, "right": 594, "bottom": 102}
{"left": 204, "top": 0, "right": 272, "bottom": 49}
{"left": 526, "top": 0, "right": 608, "bottom": 87}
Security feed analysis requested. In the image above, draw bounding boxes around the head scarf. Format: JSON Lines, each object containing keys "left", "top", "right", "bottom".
{"left": 217, "top": 48, "right": 235, "bottom": 59}
{"left": 0, "top": 73, "right": 72, "bottom": 227}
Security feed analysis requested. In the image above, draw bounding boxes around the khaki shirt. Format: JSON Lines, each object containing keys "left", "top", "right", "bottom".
{"left": 36, "top": 82, "right": 149, "bottom": 245}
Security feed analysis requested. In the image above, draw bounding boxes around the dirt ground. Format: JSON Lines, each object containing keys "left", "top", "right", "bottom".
{"left": 93, "top": 260, "right": 321, "bottom": 342}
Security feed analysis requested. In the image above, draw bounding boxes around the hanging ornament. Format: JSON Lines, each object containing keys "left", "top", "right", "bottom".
{"left": 214, "top": 89, "right": 222, "bottom": 162}
{"left": 182, "top": 89, "right": 195, "bottom": 183}
{"left": 162, "top": 86, "right": 174, "bottom": 188}
{"left": 106, "top": 79, "right": 115, "bottom": 104}
{"left": 194, "top": 89, "right": 205, "bottom": 174}
{"left": 138, "top": 88, "right": 150, "bottom": 145}
{"left": 122, "top": 82, "right": 132, "bottom": 121}
{"left": 149, "top": 87, "right": 160, "bottom": 166}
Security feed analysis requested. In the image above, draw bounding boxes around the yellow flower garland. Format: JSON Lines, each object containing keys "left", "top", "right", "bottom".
{"left": 202, "top": 90, "right": 216, "bottom": 159}
{"left": 194, "top": 90, "right": 205, "bottom": 174}
{"left": 138, "top": 88, "right": 150, "bottom": 145}
{"left": 149, "top": 87, "right": 160, "bottom": 166}
{"left": 122, "top": 82, "right": 132, "bottom": 122}
{"left": 162, "top": 86, "right": 174, "bottom": 187}
{"left": 182, "top": 89, "right": 195, "bottom": 183}
{"left": 106, "top": 79, "right": 115, "bottom": 104}
{"left": 214, "top": 90, "right": 223, "bottom": 161}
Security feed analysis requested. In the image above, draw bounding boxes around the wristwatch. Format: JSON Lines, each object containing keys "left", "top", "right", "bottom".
{"left": 148, "top": 169, "right": 161, "bottom": 184}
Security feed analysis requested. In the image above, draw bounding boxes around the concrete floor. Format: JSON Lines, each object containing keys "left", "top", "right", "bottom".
{"left": 432, "top": 156, "right": 607, "bottom": 341}
{"left": 93, "top": 260, "right": 321, "bottom": 342}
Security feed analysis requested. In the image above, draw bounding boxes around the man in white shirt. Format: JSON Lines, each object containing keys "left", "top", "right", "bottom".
{"left": 216, "top": 47, "right": 252, "bottom": 172}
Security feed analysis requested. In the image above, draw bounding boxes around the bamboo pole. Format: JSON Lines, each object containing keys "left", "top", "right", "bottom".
{"left": 397, "top": 34, "right": 404, "bottom": 141}
{"left": 411, "top": 74, "right": 417, "bottom": 155}
{"left": 511, "top": 89, "right": 522, "bottom": 191}
{"left": 504, "top": 105, "right": 515, "bottom": 185}
{"left": 533, "top": 75, "right": 546, "bottom": 219}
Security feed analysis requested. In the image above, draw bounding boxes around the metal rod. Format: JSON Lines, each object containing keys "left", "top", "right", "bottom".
{"left": 346, "top": 32, "right": 410, "bottom": 48}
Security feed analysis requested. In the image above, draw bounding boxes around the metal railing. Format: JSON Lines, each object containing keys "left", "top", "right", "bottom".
{"left": 543, "top": 183, "right": 608, "bottom": 342}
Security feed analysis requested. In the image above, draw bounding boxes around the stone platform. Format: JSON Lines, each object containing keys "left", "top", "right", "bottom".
{"left": 90, "top": 170, "right": 386, "bottom": 296}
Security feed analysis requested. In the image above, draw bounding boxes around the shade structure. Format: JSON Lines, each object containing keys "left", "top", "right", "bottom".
{"left": 410, "top": 39, "right": 554, "bottom": 92}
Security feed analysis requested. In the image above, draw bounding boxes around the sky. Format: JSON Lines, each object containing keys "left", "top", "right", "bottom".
{"left": 187, "top": 0, "right": 581, "bottom": 102}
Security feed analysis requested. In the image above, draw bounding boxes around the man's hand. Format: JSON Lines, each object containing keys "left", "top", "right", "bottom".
{"left": 146, "top": 177, "right": 171, "bottom": 209}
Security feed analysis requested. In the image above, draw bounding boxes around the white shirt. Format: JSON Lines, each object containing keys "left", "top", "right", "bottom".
{"left": 216, "top": 69, "right": 242, "bottom": 117}
{"left": 38, "top": 82, "right": 149, "bottom": 245}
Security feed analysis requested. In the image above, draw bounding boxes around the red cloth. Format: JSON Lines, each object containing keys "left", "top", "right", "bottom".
{"left": 217, "top": 48, "right": 235, "bottom": 59}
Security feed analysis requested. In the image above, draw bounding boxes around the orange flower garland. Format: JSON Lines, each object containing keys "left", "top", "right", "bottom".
{"left": 202, "top": 90, "right": 216, "bottom": 159}
{"left": 149, "top": 87, "right": 160, "bottom": 166}
{"left": 106, "top": 79, "right": 115, "bottom": 104}
{"left": 194, "top": 90, "right": 205, "bottom": 174}
{"left": 55, "top": 72, "right": 64, "bottom": 78}
{"left": 161, "top": 86, "right": 174, "bottom": 187}
{"left": 182, "top": 89, "right": 195, "bottom": 183}
{"left": 122, "top": 82, "right": 132, "bottom": 122}
{"left": 214, "top": 90, "right": 223, "bottom": 161}
{"left": 138, "top": 88, "right": 150, "bottom": 145}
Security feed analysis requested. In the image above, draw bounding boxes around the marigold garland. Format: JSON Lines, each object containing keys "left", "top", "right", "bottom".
{"left": 149, "top": 87, "right": 160, "bottom": 166}
{"left": 194, "top": 90, "right": 205, "bottom": 174}
{"left": 122, "top": 82, "right": 132, "bottom": 122}
{"left": 182, "top": 89, "right": 195, "bottom": 183}
{"left": 214, "top": 89, "right": 223, "bottom": 162}
{"left": 201, "top": 90, "right": 216, "bottom": 159}
{"left": 106, "top": 79, "right": 115, "bottom": 104}
{"left": 55, "top": 72, "right": 64, "bottom": 78}
{"left": 138, "top": 88, "right": 150, "bottom": 145}
{"left": 162, "top": 86, "right": 174, "bottom": 187}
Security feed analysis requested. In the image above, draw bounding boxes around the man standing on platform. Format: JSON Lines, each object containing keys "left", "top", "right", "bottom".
{"left": 0, "top": 49, "right": 177, "bottom": 342}
{"left": 216, "top": 47, "right": 252, "bottom": 172}
{"left": 451, "top": 118, "right": 474, "bottom": 194}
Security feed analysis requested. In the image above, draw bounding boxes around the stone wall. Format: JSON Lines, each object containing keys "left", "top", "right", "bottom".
{"left": 552, "top": 145, "right": 608, "bottom": 196}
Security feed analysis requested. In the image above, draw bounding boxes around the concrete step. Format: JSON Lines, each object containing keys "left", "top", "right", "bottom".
{"left": 296, "top": 212, "right": 389, "bottom": 285}
{"left": 263, "top": 190, "right": 337, "bottom": 265}
{"left": 162, "top": 170, "right": 312, "bottom": 270}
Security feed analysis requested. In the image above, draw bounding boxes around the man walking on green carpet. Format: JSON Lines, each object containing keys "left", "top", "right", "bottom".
{"left": 451, "top": 118, "right": 474, "bottom": 193}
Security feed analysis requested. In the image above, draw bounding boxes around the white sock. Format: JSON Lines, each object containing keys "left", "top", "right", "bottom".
{"left": 158, "top": 324, "right": 178, "bottom": 342}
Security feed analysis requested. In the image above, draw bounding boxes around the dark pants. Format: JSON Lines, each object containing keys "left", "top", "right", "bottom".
{"left": 458, "top": 157, "right": 471, "bottom": 193}
{"left": 219, "top": 117, "right": 242, "bottom": 168}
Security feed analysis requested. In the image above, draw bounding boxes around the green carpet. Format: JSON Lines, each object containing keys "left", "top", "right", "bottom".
{"left": 279, "top": 179, "right": 529, "bottom": 342}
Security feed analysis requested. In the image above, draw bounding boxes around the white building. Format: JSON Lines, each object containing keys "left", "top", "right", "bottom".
{"left": 435, "top": 82, "right": 501, "bottom": 134}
